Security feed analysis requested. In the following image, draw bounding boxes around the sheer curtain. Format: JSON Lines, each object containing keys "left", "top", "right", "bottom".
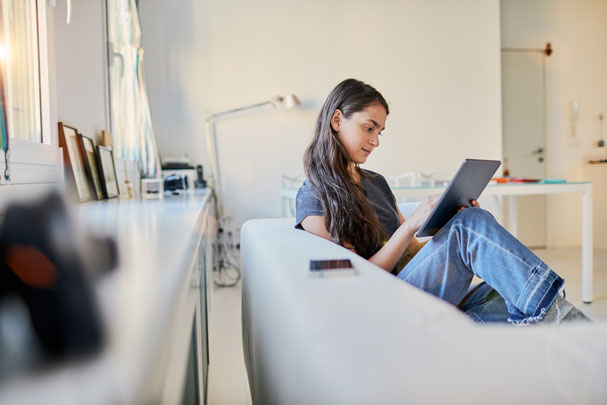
{"left": 107, "top": 0, "right": 160, "bottom": 178}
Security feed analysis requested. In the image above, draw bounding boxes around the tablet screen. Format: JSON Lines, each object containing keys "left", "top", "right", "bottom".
{"left": 416, "top": 159, "right": 501, "bottom": 237}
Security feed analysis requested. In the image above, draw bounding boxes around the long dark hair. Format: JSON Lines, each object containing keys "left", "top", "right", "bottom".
{"left": 304, "top": 79, "right": 389, "bottom": 259}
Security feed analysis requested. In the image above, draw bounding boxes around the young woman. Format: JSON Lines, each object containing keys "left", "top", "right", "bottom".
{"left": 295, "top": 78, "right": 588, "bottom": 324}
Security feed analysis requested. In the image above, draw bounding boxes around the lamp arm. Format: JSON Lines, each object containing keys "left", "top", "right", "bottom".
{"left": 208, "top": 100, "right": 274, "bottom": 121}
{"left": 205, "top": 118, "right": 222, "bottom": 216}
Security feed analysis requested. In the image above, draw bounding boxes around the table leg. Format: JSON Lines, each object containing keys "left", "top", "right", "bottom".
{"left": 282, "top": 196, "right": 289, "bottom": 217}
{"left": 582, "top": 185, "right": 593, "bottom": 303}
{"left": 507, "top": 196, "right": 518, "bottom": 238}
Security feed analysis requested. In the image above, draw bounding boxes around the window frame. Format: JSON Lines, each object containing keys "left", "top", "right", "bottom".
{"left": 0, "top": 0, "right": 61, "bottom": 192}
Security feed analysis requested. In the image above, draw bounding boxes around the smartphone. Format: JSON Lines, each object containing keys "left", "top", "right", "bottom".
{"left": 309, "top": 259, "right": 357, "bottom": 277}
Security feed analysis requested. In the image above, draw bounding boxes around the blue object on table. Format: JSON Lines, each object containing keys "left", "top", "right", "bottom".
{"left": 541, "top": 179, "right": 566, "bottom": 184}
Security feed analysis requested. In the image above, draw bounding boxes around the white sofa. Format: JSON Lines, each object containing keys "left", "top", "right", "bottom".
{"left": 241, "top": 218, "right": 607, "bottom": 404}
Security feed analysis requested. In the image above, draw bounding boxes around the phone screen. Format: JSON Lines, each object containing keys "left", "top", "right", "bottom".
{"left": 309, "top": 259, "right": 353, "bottom": 272}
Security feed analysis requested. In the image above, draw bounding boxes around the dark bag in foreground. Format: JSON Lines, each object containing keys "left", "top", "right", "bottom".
{"left": 0, "top": 192, "right": 117, "bottom": 357}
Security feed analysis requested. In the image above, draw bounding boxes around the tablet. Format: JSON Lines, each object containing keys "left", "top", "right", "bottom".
{"left": 416, "top": 159, "right": 501, "bottom": 237}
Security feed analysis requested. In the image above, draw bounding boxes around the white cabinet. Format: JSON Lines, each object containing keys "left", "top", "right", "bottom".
{"left": 0, "top": 190, "right": 216, "bottom": 404}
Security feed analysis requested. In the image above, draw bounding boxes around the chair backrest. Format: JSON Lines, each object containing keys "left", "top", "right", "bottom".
{"left": 397, "top": 201, "right": 420, "bottom": 220}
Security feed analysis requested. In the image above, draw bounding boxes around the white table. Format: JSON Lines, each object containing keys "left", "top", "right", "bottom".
{"left": 281, "top": 182, "right": 594, "bottom": 303}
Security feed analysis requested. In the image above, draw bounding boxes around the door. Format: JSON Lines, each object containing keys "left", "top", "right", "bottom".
{"left": 501, "top": 51, "right": 547, "bottom": 247}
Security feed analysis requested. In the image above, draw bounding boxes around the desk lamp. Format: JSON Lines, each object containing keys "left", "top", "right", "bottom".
{"left": 204, "top": 94, "right": 300, "bottom": 213}
{"left": 204, "top": 94, "right": 300, "bottom": 287}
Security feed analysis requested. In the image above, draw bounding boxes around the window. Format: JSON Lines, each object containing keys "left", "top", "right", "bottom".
{"left": 0, "top": 0, "right": 59, "bottom": 190}
{"left": 1, "top": 0, "right": 42, "bottom": 143}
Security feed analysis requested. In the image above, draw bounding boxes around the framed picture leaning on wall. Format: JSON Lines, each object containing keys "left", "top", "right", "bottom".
{"left": 58, "top": 122, "right": 94, "bottom": 202}
{"left": 96, "top": 145, "right": 119, "bottom": 199}
{"left": 78, "top": 134, "right": 104, "bottom": 200}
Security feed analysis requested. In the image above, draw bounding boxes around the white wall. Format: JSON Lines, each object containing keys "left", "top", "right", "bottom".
{"left": 53, "top": 0, "right": 109, "bottom": 144}
{"left": 501, "top": 0, "right": 607, "bottom": 249}
{"left": 140, "top": 0, "right": 502, "bottom": 229}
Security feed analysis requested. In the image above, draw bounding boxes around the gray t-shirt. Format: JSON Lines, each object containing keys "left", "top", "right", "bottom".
{"left": 295, "top": 170, "right": 400, "bottom": 238}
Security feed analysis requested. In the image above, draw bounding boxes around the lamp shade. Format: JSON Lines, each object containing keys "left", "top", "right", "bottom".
{"left": 282, "top": 94, "right": 301, "bottom": 109}
{"left": 272, "top": 94, "right": 301, "bottom": 109}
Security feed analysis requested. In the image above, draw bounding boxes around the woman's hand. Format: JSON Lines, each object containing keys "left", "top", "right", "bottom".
{"left": 403, "top": 194, "right": 441, "bottom": 232}
{"left": 458, "top": 199, "right": 481, "bottom": 212}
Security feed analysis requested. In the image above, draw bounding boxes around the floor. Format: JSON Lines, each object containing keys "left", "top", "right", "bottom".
{"left": 206, "top": 248, "right": 607, "bottom": 405}
{"left": 206, "top": 278, "right": 252, "bottom": 405}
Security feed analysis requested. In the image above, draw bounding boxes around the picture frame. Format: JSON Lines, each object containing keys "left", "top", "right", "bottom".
{"left": 113, "top": 157, "right": 128, "bottom": 198}
{"left": 58, "top": 122, "right": 94, "bottom": 202}
{"left": 101, "top": 129, "right": 113, "bottom": 148}
{"left": 78, "top": 134, "right": 104, "bottom": 200}
{"left": 96, "top": 145, "right": 120, "bottom": 199}
{"left": 114, "top": 157, "right": 142, "bottom": 199}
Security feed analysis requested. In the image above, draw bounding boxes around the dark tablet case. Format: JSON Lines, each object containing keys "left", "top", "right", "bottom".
{"left": 416, "top": 159, "right": 501, "bottom": 237}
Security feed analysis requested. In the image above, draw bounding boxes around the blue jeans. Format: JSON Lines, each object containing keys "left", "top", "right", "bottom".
{"left": 397, "top": 207, "right": 564, "bottom": 324}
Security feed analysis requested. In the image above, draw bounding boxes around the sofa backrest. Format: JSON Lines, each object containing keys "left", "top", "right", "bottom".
{"left": 240, "top": 218, "right": 607, "bottom": 404}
